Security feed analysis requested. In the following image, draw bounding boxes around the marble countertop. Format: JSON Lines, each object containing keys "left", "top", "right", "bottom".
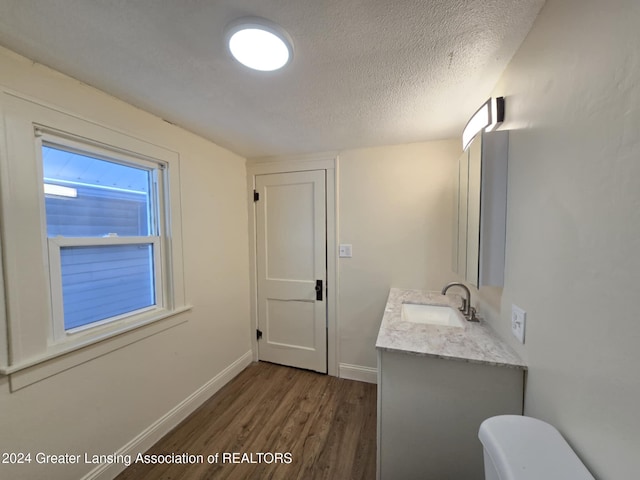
{"left": 376, "top": 288, "right": 526, "bottom": 369}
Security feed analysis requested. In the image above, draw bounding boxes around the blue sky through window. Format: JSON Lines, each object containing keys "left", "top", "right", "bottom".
{"left": 42, "top": 145, "right": 152, "bottom": 237}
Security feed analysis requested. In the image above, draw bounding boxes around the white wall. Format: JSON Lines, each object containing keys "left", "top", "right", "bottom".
{"left": 0, "top": 47, "right": 251, "bottom": 479}
{"left": 474, "top": 1, "right": 640, "bottom": 478}
{"left": 338, "top": 141, "right": 460, "bottom": 369}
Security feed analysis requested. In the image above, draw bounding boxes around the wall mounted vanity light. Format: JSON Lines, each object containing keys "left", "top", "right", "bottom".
{"left": 462, "top": 97, "right": 505, "bottom": 150}
{"left": 225, "top": 17, "right": 293, "bottom": 71}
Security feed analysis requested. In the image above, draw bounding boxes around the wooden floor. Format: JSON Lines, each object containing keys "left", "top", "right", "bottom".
{"left": 116, "top": 362, "right": 377, "bottom": 480}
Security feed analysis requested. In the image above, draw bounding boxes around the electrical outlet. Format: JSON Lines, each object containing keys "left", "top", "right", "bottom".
{"left": 339, "top": 244, "right": 353, "bottom": 258}
{"left": 511, "top": 304, "right": 526, "bottom": 344}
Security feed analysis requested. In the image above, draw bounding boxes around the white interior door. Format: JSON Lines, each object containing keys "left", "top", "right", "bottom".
{"left": 255, "top": 170, "right": 327, "bottom": 373}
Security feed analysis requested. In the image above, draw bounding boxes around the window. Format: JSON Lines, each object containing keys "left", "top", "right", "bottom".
{"left": 0, "top": 94, "right": 188, "bottom": 385}
{"left": 41, "top": 139, "right": 164, "bottom": 337}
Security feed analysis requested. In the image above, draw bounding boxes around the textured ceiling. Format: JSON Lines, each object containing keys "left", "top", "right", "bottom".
{"left": 0, "top": 0, "right": 545, "bottom": 158}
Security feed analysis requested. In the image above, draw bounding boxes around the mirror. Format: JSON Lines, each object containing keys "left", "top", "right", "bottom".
{"left": 453, "top": 131, "right": 508, "bottom": 288}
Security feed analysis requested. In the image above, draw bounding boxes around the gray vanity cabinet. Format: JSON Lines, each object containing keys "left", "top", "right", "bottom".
{"left": 453, "top": 130, "right": 509, "bottom": 288}
{"left": 377, "top": 349, "right": 524, "bottom": 480}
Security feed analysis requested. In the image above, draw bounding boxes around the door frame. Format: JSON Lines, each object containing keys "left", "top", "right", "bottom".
{"left": 247, "top": 153, "right": 338, "bottom": 376}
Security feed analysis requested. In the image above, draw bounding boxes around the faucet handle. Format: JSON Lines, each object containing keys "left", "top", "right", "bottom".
{"left": 467, "top": 306, "right": 479, "bottom": 322}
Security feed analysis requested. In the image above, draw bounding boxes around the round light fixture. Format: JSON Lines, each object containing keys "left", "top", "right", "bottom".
{"left": 225, "top": 17, "right": 293, "bottom": 72}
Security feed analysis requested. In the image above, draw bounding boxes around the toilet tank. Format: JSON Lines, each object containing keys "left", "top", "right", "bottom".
{"left": 478, "top": 415, "right": 595, "bottom": 480}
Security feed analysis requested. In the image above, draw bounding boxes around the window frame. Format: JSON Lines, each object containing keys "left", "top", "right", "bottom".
{"left": 0, "top": 93, "right": 189, "bottom": 388}
{"left": 38, "top": 132, "right": 168, "bottom": 341}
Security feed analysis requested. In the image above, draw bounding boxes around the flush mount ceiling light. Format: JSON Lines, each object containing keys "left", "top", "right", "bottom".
{"left": 462, "top": 97, "right": 505, "bottom": 150}
{"left": 225, "top": 17, "right": 293, "bottom": 72}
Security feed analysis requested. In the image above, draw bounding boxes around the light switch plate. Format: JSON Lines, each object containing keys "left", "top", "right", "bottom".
{"left": 339, "top": 244, "right": 353, "bottom": 258}
{"left": 511, "top": 304, "right": 526, "bottom": 344}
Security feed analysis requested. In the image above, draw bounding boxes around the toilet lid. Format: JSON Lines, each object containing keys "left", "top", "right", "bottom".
{"left": 478, "top": 415, "right": 595, "bottom": 480}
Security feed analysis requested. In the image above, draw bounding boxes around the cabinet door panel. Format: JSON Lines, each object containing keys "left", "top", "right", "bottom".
{"left": 467, "top": 137, "right": 482, "bottom": 287}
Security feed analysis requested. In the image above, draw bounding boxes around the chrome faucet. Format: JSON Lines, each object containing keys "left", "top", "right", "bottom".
{"left": 441, "top": 282, "right": 478, "bottom": 322}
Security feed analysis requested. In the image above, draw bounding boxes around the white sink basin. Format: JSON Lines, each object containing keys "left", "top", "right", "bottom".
{"left": 401, "top": 303, "right": 465, "bottom": 328}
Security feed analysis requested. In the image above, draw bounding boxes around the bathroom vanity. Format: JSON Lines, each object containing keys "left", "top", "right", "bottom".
{"left": 376, "top": 288, "right": 526, "bottom": 480}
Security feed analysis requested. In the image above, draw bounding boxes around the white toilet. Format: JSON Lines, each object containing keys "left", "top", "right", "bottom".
{"left": 478, "top": 415, "right": 595, "bottom": 480}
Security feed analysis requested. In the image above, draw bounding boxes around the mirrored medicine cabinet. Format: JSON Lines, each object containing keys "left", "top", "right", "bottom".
{"left": 453, "top": 130, "right": 509, "bottom": 288}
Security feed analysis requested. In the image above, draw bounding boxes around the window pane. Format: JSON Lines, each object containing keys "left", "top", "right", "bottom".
{"left": 42, "top": 145, "right": 153, "bottom": 237}
{"left": 60, "top": 244, "right": 155, "bottom": 330}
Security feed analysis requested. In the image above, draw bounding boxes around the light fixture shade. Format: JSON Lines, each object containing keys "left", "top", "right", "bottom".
{"left": 462, "top": 97, "right": 505, "bottom": 150}
{"left": 225, "top": 17, "right": 293, "bottom": 71}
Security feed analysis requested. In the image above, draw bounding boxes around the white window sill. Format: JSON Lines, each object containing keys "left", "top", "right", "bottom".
{"left": 1, "top": 305, "right": 192, "bottom": 391}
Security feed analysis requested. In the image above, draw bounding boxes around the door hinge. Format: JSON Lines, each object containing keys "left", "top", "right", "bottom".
{"left": 256, "top": 328, "right": 263, "bottom": 340}
{"left": 253, "top": 190, "right": 259, "bottom": 202}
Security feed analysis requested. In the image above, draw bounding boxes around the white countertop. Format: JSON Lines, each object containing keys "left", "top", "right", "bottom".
{"left": 376, "top": 288, "right": 526, "bottom": 369}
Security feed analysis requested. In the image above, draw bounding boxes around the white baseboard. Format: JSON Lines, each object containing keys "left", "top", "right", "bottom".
{"left": 81, "top": 350, "right": 253, "bottom": 480}
{"left": 339, "top": 363, "right": 378, "bottom": 384}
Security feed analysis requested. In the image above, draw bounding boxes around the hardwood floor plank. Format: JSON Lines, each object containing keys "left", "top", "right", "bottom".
{"left": 115, "top": 362, "right": 377, "bottom": 480}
